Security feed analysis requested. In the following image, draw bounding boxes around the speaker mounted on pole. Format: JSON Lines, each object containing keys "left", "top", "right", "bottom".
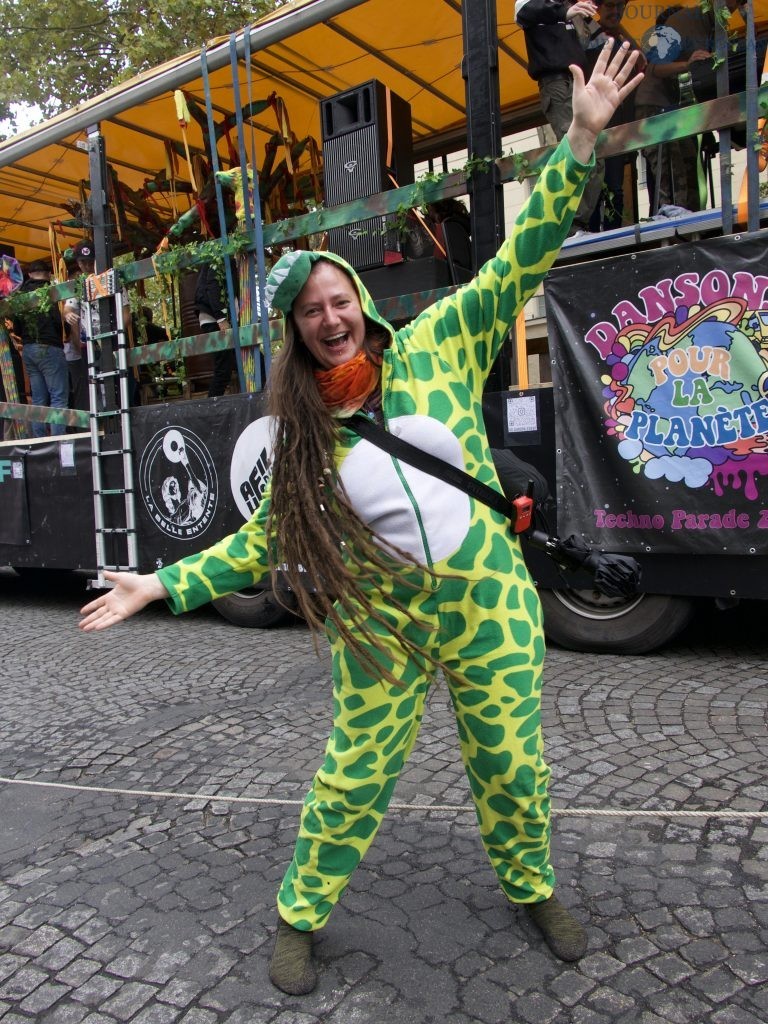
{"left": 320, "top": 80, "right": 414, "bottom": 271}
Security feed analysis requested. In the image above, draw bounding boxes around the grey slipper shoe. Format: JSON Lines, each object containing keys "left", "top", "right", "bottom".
{"left": 268, "top": 917, "right": 317, "bottom": 995}
{"left": 524, "top": 895, "right": 588, "bottom": 962}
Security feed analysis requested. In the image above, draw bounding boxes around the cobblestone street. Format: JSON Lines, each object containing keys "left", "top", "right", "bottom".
{"left": 0, "top": 571, "right": 766, "bottom": 1023}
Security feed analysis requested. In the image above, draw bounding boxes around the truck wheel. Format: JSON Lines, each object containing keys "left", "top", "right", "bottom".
{"left": 538, "top": 588, "right": 694, "bottom": 655}
{"left": 213, "top": 587, "right": 295, "bottom": 628}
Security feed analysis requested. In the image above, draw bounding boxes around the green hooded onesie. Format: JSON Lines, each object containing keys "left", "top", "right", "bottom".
{"left": 157, "top": 136, "right": 593, "bottom": 931}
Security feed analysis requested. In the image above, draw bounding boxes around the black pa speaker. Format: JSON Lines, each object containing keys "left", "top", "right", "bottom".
{"left": 321, "top": 80, "right": 414, "bottom": 271}
{"left": 689, "top": 37, "right": 768, "bottom": 105}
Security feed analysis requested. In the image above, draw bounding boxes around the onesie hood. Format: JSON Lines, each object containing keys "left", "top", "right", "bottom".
{"left": 265, "top": 249, "right": 394, "bottom": 341}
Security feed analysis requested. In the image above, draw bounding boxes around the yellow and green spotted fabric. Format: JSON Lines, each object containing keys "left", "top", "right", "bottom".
{"left": 157, "top": 137, "right": 591, "bottom": 929}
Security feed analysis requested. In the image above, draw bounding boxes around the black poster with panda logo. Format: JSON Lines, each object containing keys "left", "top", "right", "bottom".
{"left": 131, "top": 391, "right": 273, "bottom": 571}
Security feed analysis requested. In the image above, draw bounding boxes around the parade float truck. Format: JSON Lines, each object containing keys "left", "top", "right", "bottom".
{"left": 1, "top": 0, "right": 767, "bottom": 653}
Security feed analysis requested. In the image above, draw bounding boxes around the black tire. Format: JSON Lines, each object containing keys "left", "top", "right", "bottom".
{"left": 213, "top": 587, "right": 295, "bottom": 629}
{"left": 539, "top": 588, "right": 694, "bottom": 655}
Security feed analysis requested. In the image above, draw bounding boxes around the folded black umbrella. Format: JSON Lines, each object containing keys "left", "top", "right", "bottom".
{"left": 528, "top": 531, "right": 642, "bottom": 599}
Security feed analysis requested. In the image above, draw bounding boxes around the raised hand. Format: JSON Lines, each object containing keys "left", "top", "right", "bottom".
{"left": 565, "top": 1, "right": 597, "bottom": 20}
{"left": 567, "top": 41, "right": 642, "bottom": 163}
{"left": 79, "top": 570, "right": 169, "bottom": 632}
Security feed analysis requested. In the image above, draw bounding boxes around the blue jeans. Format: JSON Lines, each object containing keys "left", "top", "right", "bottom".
{"left": 21, "top": 343, "right": 69, "bottom": 438}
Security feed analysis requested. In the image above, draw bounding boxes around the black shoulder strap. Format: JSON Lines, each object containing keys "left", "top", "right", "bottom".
{"left": 347, "top": 413, "right": 518, "bottom": 521}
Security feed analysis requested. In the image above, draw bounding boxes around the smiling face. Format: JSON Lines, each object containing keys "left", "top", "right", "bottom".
{"left": 597, "top": 0, "right": 625, "bottom": 31}
{"left": 291, "top": 261, "right": 366, "bottom": 370}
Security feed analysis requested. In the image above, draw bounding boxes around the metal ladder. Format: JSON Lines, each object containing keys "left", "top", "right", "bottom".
{"left": 82, "top": 269, "right": 138, "bottom": 586}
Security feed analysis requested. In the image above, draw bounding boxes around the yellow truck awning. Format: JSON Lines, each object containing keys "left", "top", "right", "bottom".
{"left": 1, "top": 0, "right": 765, "bottom": 263}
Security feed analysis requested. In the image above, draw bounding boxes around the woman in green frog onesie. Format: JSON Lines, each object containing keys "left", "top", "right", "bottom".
{"left": 80, "top": 43, "right": 641, "bottom": 996}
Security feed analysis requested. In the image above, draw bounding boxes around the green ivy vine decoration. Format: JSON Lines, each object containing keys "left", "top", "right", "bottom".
{"left": 0, "top": 278, "right": 59, "bottom": 323}
{"left": 388, "top": 155, "right": 491, "bottom": 236}
{"left": 151, "top": 231, "right": 251, "bottom": 283}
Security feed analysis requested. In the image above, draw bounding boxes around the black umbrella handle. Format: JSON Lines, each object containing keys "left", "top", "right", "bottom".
{"left": 527, "top": 531, "right": 642, "bottom": 599}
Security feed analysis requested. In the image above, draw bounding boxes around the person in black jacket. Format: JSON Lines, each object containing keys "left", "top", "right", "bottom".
{"left": 14, "top": 262, "right": 70, "bottom": 437}
{"left": 515, "top": 0, "right": 605, "bottom": 233}
{"left": 194, "top": 261, "right": 238, "bottom": 398}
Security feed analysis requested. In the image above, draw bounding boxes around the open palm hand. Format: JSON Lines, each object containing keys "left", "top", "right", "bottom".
{"left": 79, "top": 570, "right": 168, "bottom": 632}
{"left": 570, "top": 41, "right": 642, "bottom": 149}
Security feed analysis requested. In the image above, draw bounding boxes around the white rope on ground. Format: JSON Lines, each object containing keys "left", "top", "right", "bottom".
{"left": 0, "top": 776, "right": 766, "bottom": 819}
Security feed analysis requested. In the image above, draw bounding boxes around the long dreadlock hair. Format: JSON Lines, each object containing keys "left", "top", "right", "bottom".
{"left": 264, "top": 275, "right": 444, "bottom": 688}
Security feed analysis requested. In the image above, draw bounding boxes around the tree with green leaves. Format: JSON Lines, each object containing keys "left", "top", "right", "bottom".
{"left": 0, "top": 0, "right": 282, "bottom": 129}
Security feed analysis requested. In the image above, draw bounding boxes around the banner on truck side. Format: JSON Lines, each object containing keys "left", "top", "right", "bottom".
{"left": 545, "top": 232, "right": 768, "bottom": 555}
{"left": 131, "top": 391, "right": 272, "bottom": 570}
{"left": 0, "top": 455, "right": 29, "bottom": 545}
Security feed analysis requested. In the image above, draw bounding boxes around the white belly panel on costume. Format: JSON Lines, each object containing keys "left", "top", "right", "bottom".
{"left": 339, "top": 414, "right": 472, "bottom": 563}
